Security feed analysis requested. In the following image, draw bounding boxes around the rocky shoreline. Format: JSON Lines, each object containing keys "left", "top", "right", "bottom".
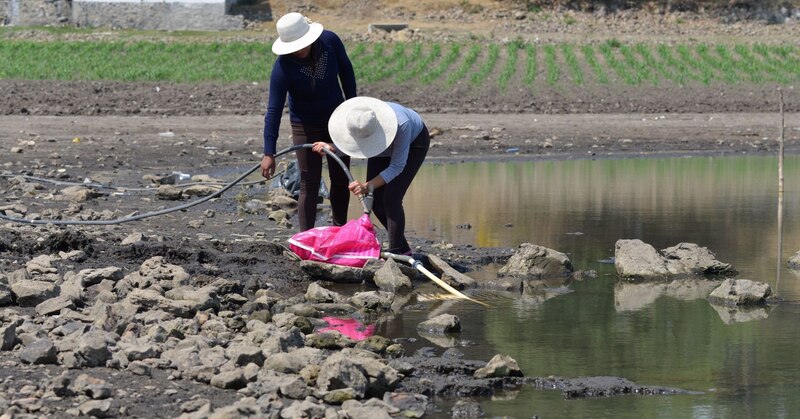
{"left": 0, "top": 218, "right": 698, "bottom": 418}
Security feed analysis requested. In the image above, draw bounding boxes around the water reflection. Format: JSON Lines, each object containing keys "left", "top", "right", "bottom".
{"left": 614, "top": 279, "right": 719, "bottom": 312}
{"left": 346, "top": 155, "right": 800, "bottom": 418}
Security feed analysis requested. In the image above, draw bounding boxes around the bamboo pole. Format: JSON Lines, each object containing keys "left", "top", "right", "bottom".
{"left": 779, "top": 90, "right": 785, "bottom": 194}
{"left": 776, "top": 89, "right": 785, "bottom": 287}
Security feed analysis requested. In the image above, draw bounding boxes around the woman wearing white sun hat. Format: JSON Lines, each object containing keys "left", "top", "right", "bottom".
{"left": 312, "top": 97, "right": 430, "bottom": 256}
{"left": 261, "top": 12, "right": 357, "bottom": 231}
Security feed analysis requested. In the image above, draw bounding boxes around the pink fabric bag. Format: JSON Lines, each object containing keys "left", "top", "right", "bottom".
{"left": 288, "top": 214, "right": 380, "bottom": 268}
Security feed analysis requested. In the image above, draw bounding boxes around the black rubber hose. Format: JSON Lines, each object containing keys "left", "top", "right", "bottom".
{"left": 0, "top": 144, "right": 357, "bottom": 226}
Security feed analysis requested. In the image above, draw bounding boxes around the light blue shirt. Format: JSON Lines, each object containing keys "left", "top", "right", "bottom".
{"left": 376, "top": 102, "right": 424, "bottom": 183}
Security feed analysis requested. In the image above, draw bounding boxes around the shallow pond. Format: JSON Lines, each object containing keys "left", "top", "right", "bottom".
{"left": 348, "top": 155, "right": 800, "bottom": 418}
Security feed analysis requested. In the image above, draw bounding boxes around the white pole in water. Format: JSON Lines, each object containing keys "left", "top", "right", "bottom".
{"left": 779, "top": 89, "right": 785, "bottom": 194}
{"left": 776, "top": 89, "right": 785, "bottom": 287}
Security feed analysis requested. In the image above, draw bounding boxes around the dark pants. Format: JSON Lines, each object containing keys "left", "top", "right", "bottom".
{"left": 291, "top": 121, "right": 351, "bottom": 231}
{"left": 367, "top": 125, "right": 430, "bottom": 255}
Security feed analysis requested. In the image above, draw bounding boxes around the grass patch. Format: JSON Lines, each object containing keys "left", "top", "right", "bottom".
{"left": 0, "top": 37, "right": 797, "bottom": 90}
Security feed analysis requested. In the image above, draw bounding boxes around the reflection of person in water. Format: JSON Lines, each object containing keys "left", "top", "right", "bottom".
{"left": 320, "top": 316, "right": 375, "bottom": 341}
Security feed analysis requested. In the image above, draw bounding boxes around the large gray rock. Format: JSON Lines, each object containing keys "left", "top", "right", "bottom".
{"left": 35, "top": 295, "right": 76, "bottom": 316}
{"left": 304, "top": 282, "right": 343, "bottom": 303}
{"left": 19, "top": 338, "right": 58, "bottom": 364}
{"left": 498, "top": 243, "right": 573, "bottom": 278}
{"left": 0, "top": 323, "right": 18, "bottom": 350}
{"left": 10, "top": 280, "right": 59, "bottom": 306}
{"left": 426, "top": 254, "right": 475, "bottom": 289}
{"left": 264, "top": 347, "right": 325, "bottom": 374}
{"left": 76, "top": 267, "right": 124, "bottom": 287}
{"left": 26, "top": 255, "right": 59, "bottom": 275}
{"left": 473, "top": 354, "right": 523, "bottom": 378}
{"left": 58, "top": 185, "right": 104, "bottom": 202}
{"left": 373, "top": 259, "right": 413, "bottom": 293}
{"left": 316, "top": 349, "right": 399, "bottom": 398}
{"left": 0, "top": 283, "right": 13, "bottom": 307}
{"left": 615, "top": 240, "right": 737, "bottom": 279}
{"left": 708, "top": 279, "right": 772, "bottom": 306}
{"left": 614, "top": 239, "right": 670, "bottom": 278}
{"left": 417, "top": 314, "right": 460, "bottom": 334}
{"left": 661, "top": 243, "right": 737, "bottom": 275}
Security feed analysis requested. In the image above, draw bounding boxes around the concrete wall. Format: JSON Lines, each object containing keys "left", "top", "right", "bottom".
{"left": 3, "top": 0, "right": 71, "bottom": 26}
{"left": 72, "top": 0, "right": 244, "bottom": 30}
{"left": 1, "top": 0, "right": 247, "bottom": 30}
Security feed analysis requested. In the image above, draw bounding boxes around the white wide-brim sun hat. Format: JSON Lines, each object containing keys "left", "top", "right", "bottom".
{"left": 272, "top": 12, "right": 324, "bottom": 56}
{"left": 328, "top": 97, "right": 398, "bottom": 159}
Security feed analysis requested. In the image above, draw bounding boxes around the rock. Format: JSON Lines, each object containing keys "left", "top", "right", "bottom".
{"left": 616, "top": 240, "right": 736, "bottom": 279}
{"left": 300, "top": 260, "right": 374, "bottom": 283}
{"left": 59, "top": 186, "right": 104, "bottom": 202}
{"left": 75, "top": 330, "right": 114, "bottom": 367}
{"left": 73, "top": 374, "right": 113, "bottom": 399}
{"left": 156, "top": 185, "right": 183, "bottom": 200}
{"left": 226, "top": 343, "right": 265, "bottom": 366}
{"left": 661, "top": 242, "right": 737, "bottom": 276}
{"left": 789, "top": 251, "right": 800, "bottom": 270}
{"left": 498, "top": 243, "right": 573, "bottom": 278}
{"left": 1, "top": 323, "right": 18, "bottom": 350}
{"left": 372, "top": 259, "right": 413, "bottom": 292}
{"left": 268, "top": 209, "right": 289, "bottom": 222}
{"left": 306, "top": 332, "right": 354, "bottom": 350}
{"left": 426, "top": 254, "right": 475, "bottom": 289}
{"left": 0, "top": 283, "right": 14, "bottom": 307}
{"left": 263, "top": 347, "right": 325, "bottom": 374}
{"left": 316, "top": 353, "right": 370, "bottom": 398}
{"left": 473, "top": 354, "right": 523, "bottom": 378}
{"left": 25, "top": 254, "right": 58, "bottom": 275}
{"left": 355, "top": 336, "right": 391, "bottom": 354}
{"left": 76, "top": 267, "right": 124, "bottom": 287}
{"left": 18, "top": 338, "right": 57, "bottom": 364}
{"left": 35, "top": 295, "right": 76, "bottom": 316}
{"left": 349, "top": 291, "right": 393, "bottom": 310}
{"left": 708, "top": 278, "right": 772, "bottom": 306}
{"left": 614, "top": 239, "right": 672, "bottom": 278}
{"left": 382, "top": 392, "right": 427, "bottom": 418}
{"left": 118, "top": 339, "right": 161, "bottom": 361}
{"left": 279, "top": 376, "right": 310, "bottom": 399}
{"left": 417, "top": 314, "right": 461, "bottom": 334}
{"left": 183, "top": 184, "right": 221, "bottom": 197}
{"left": 78, "top": 399, "right": 112, "bottom": 417}
{"left": 10, "top": 280, "right": 59, "bottom": 306}
{"left": 280, "top": 398, "right": 326, "bottom": 419}
{"left": 451, "top": 399, "right": 484, "bottom": 418}
{"left": 210, "top": 370, "right": 247, "bottom": 389}
{"left": 128, "top": 360, "right": 152, "bottom": 376}
{"left": 121, "top": 232, "right": 148, "bottom": 245}
{"left": 322, "top": 387, "right": 358, "bottom": 404}
{"left": 305, "top": 282, "right": 343, "bottom": 303}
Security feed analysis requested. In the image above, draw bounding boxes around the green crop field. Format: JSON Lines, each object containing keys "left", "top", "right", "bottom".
{"left": 1, "top": 38, "right": 798, "bottom": 88}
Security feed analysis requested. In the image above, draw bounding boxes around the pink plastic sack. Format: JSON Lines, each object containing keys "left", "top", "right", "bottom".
{"left": 288, "top": 214, "right": 380, "bottom": 268}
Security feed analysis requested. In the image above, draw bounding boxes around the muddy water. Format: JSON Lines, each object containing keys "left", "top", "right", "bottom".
{"left": 350, "top": 155, "right": 800, "bottom": 417}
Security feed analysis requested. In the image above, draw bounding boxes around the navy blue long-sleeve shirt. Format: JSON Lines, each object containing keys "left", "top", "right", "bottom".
{"left": 262, "top": 30, "right": 357, "bottom": 155}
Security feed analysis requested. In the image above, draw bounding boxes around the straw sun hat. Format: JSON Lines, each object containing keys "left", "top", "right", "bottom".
{"left": 271, "top": 12, "right": 324, "bottom": 56}
{"left": 328, "top": 97, "right": 399, "bottom": 159}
